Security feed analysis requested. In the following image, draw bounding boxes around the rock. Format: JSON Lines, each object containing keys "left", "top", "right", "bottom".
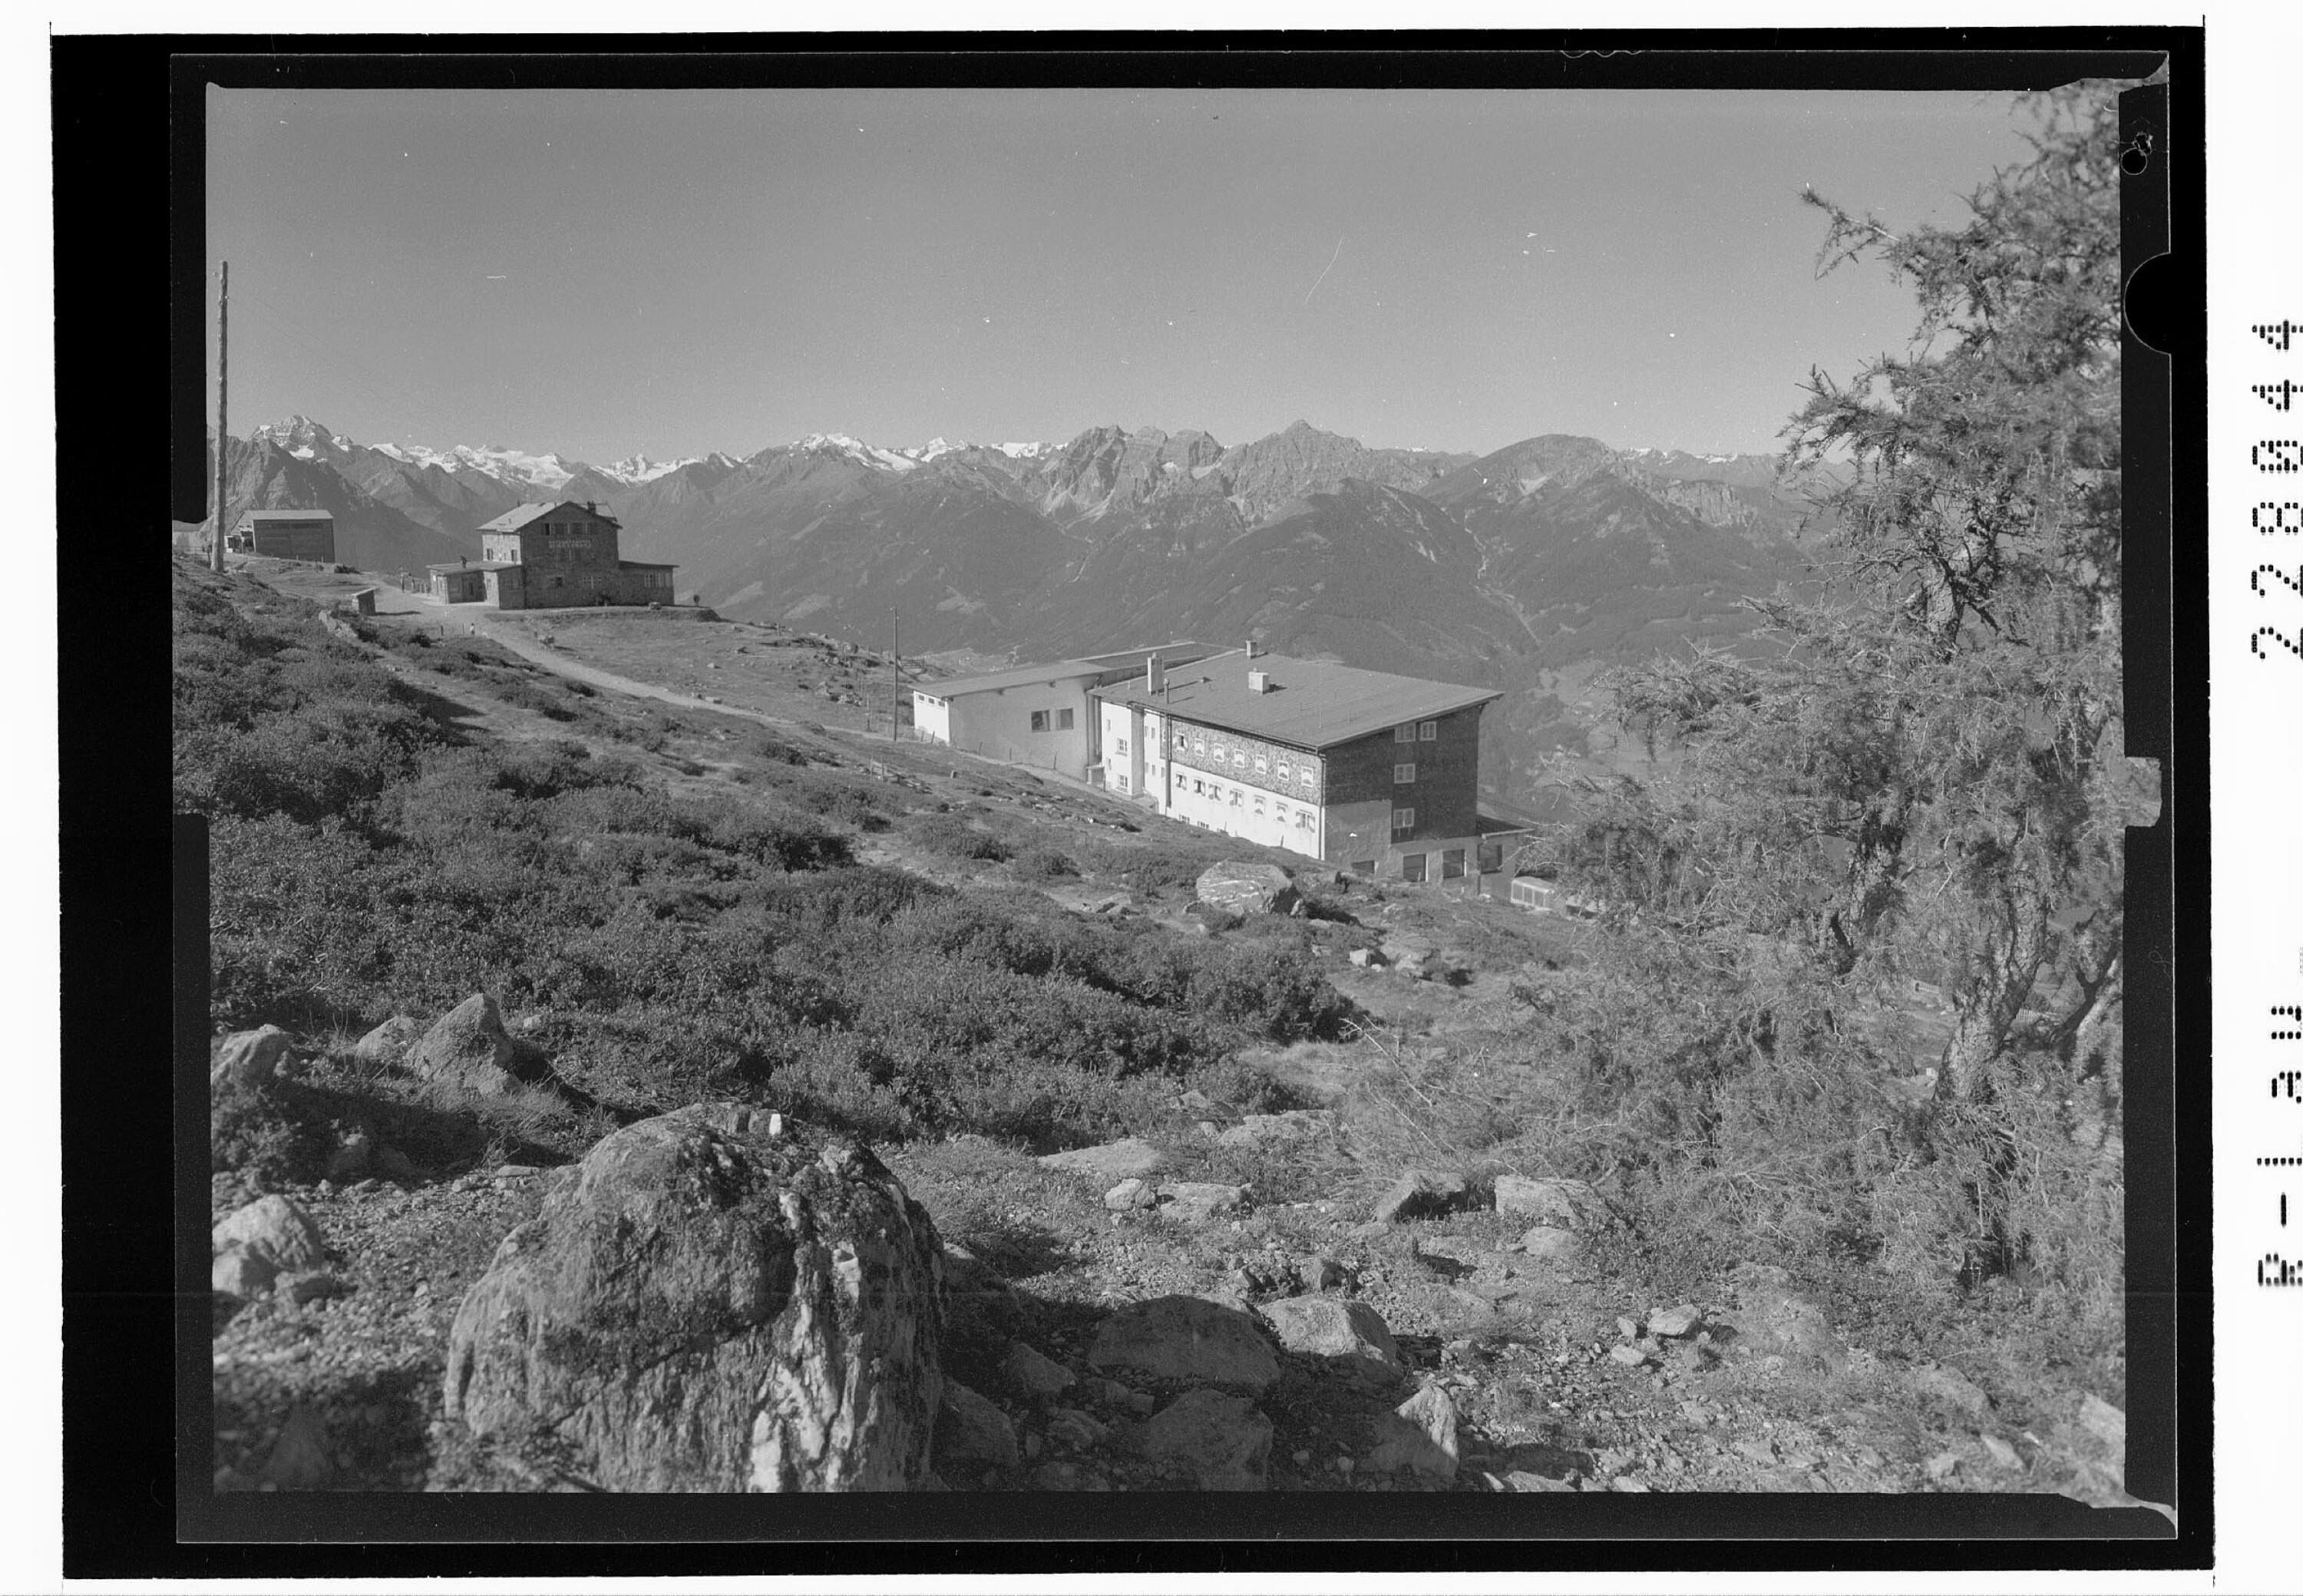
{"left": 1257, "top": 1296, "right": 1403, "bottom": 1392}
{"left": 373, "top": 1145, "right": 418, "bottom": 1182}
{"left": 1214, "top": 1109, "right": 1337, "bottom": 1151}
{"left": 1038, "top": 1138, "right": 1166, "bottom": 1185}
{"left": 279, "top": 1270, "right": 346, "bottom": 1305}
{"left": 1385, "top": 946, "right": 1434, "bottom": 980}
{"left": 262, "top": 1403, "right": 332, "bottom": 1489}
{"left": 1608, "top": 1343, "right": 1649, "bottom": 1366}
{"left": 1046, "top": 1407, "right": 1109, "bottom": 1451}
{"left": 1000, "top": 1341, "right": 1076, "bottom": 1401}
{"left": 1911, "top": 1361, "right": 1993, "bottom": 1418}
{"left": 210, "top": 1246, "right": 277, "bottom": 1298}
{"left": 1133, "top": 1389, "right": 1272, "bottom": 1490}
{"left": 1730, "top": 1267, "right": 1839, "bottom": 1370}
{"left": 1979, "top": 1432, "right": 2022, "bottom": 1469}
{"left": 1194, "top": 861, "right": 1299, "bottom": 917}
{"left": 1611, "top": 1475, "right": 1650, "bottom": 1492}
{"left": 1087, "top": 1295, "right": 1279, "bottom": 1393}
{"left": 1366, "top": 1383, "right": 1458, "bottom": 1482}
{"left": 1103, "top": 1178, "right": 1158, "bottom": 1211}
{"left": 1370, "top": 1168, "right": 1470, "bottom": 1224}
{"left": 1031, "top": 1459, "right": 1110, "bottom": 1491}
{"left": 1648, "top": 1304, "right": 1703, "bottom": 1339}
{"left": 935, "top": 1381, "right": 1019, "bottom": 1474}
{"left": 1505, "top": 1469, "right": 1578, "bottom": 1492}
{"left": 2078, "top": 1393, "right": 2125, "bottom": 1450}
{"left": 1924, "top": 1448, "right": 1962, "bottom": 1483}
{"left": 1297, "top": 1253, "right": 1349, "bottom": 1293}
{"left": 442, "top": 1102, "right": 945, "bottom": 1492}
{"left": 1175, "top": 1089, "right": 1241, "bottom": 1125}
{"left": 1347, "top": 947, "right": 1384, "bottom": 968}
{"left": 1518, "top": 1227, "right": 1582, "bottom": 1264}
{"left": 212, "top": 1195, "right": 326, "bottom": 1273}
{"left": 1156, "top": 1181, "right": 1248, "bottom": 1224}
{"left": 210, "top": 1025, "right": 293, "bottom": 1091}
{"left": 404, "top": 993, "right": 527, "bottom": 1095}
{"left": 941, "top": 1242, "right": 1024, "bottom": 1345}
{"left": 1617, "top": 1316, "right": 1641, "bottom": 1340}
{"left": 351, "top": 1016, "right": 423, "bottom": 1071}
{"left": 1492, "top": 1174, "right": 1601, "bottom": 1227}
{"left": 325, "top": 1132, "right": 372, "bottom": 1183}
{"left": 1735, "top": 1436, "right": 1779, "bottom": 1465}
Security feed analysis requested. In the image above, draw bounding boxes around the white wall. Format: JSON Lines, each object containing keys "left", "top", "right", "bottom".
{"left": 947, "top": 678, "right": 1097, "bottom": 777}
{"left": 913, "top": 692, "right": 952, "bottom": 745}
{"left": 1163, "top": 765, "right": 1323, "bottom": 860}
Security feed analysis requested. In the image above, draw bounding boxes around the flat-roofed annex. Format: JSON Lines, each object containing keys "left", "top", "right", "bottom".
{"left": 1096, "top": 653, "right": 1501, "bottom": 750}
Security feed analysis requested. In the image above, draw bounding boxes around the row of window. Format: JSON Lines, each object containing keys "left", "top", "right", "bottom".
{"left": 1026, "top": 708, "right": 1076, "bottom": 732}
{"left": 1395, "top": 720, "right": 1442, "bottom": 743}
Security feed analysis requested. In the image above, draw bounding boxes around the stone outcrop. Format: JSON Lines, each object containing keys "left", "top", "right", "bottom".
{"left": 1257, "top": 1295, "right": 1403, "bottom": 1391}
{"left": 1087, "top": 1295, "right": 1279, "bottom": 1393}
{"left": 1214, "top": 1109, "right": 1337, "bottom": 1151}
{"left": 213, "top": 1195, "right": 327, "bottom": 1273}
{"left": 1156, "top": 1181, "right": 1248, "bottom": 1225}
{"left": 210, "top": 1025, "right": 293, "bottom": 1091}
{"left": 1493, "top": 1174, "right": 1601, "bottom": 1228}
{"left": 1193, "top": 861, "right": 1299, "bottom": 918}
{"left": 1132, "top": 1389, "right": 1272, "bottom": 1490}
{"left": 405, "top": 994, "right": 529, "bottom": 1095}
{"left": 1366, "top": 1383, "right": 1459, "bottom": 1482}
{"left": 351, "top": 1015, "right": 424, "bottom": 1071}
{"left": 443, "top": 1102, "right": 946, "bottom": 1492}
{"left": 1371, "top": 1168, "right": 1470, "bottom": 1224}
{"left": 1038, "top": 1138, "right": 1166, "bottom": 1185}
{"left": 934, "top": 1381, "right": 1019, "bottom": 1477}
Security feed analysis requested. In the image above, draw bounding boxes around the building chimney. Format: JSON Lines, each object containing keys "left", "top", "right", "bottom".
{"left": 1248, "top": 669, "right": 1270, "bottom": 694}
{"left": 459, "top": 555, "right": 468, "bottom": 568}
{"left": 1146, "top": 653, "right": 1165, "bottom": 694}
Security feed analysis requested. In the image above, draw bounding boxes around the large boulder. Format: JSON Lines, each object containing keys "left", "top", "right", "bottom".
{"left": 442, "top": 1103, "right": 946, "bottom": 1492}
{"left": 404, "top": 994, "right": 527, "bottom": 1095}
{"left": 1087, "top": 1295, "right": 1279, "bottom": 1393}
{"left": 1155, "top": 1181, "right": 1248, "bottom": 1225}
{"left": 1194, "top": 861, "right": 1300, "bottom": 918}
{"left": 1257, "top": 1296, "right": 1403, "bottom": 1391}
{"left": 933, "top": 1381, "right": 1019, "bottom": 1477}
{"left": 212, "top": 1195, "right": 326, "bottom": 1272}
{"left": 210, "top": 1026, "right": 293, "bottom": 1090}
{"left": 1132, "top": 1389, "right": 1272, "bottom": 1490}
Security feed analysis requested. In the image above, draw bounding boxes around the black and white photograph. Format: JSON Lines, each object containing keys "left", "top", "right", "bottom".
{"left": 122, "top": 36, "right": 2201, "bottom": 1565}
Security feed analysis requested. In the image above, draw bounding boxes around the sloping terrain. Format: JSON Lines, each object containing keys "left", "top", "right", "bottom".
{"left": 191, "top": 559, "right": 2135, "bottom": 1506}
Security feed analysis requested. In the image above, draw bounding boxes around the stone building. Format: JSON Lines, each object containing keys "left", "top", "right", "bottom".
{"left": 1092, "top": 647, "right": 1505, "bottom": 881}
{"left": 428, "top": 499, "right": 676, "bottom": 609}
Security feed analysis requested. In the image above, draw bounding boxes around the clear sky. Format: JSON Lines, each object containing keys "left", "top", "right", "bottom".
{"left": 207, "top": 86, "right": 2041, "bottom": 464}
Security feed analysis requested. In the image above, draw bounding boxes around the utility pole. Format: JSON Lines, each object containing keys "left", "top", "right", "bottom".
{"left": 211, "top": 261, "right": 230, "bottom": 572}
{"left": 889, "top": 604, "right": 900, "bottom": 742}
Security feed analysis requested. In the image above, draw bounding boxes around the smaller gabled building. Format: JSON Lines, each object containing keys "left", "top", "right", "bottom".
{"left": 230, "top": 510, "right": 336, "bottom": 563}
{"left": 910, "top": 643, "right": 1219, "bottom": 780}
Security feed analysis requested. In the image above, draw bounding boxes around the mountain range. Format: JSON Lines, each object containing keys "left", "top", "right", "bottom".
{"left": 178, "top": 415, "right": 1841, "bottom": 808}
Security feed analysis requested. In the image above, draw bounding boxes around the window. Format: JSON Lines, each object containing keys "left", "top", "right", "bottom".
{"left": 1394, "top": 763, "right": 1416, "bottom": 784}
{"left": 1402, "top": 853, "right": 1428, "bottom": 882}
{"left": 1253, "top": 795, "right": 1265, "bottom": 811}
{"left": 1059, "top": 708, "right": 1075, "bottom": 730}
{"left": 1395, "top": 724, "right": 1416, "bottom": 743}
{"left": 1419, "top": 720, "right": 1439, "bottom": 741}
{"left": 1277, "top": 762, "right": 1290, "bottom": 780}
{"left": 1393, "top": 806, "right": 1416, "bottom": 832}
{"left": 1230, "top": 789, "right": 1243, "bottom": 807}
{"left": 1352, "top": 860, "right": 1376, "bottom": 875}
{"left": 1254, "top": 755, "right": 1267, "bottom": 773}
{"left": 1030, "top": 710, "right": 1049, "bottom": 732}
{"left": 1115, "top": 736, "right": 1128, "bottom": 755}
{"left": 1442, "top": 848, "right": 1466, "bottom": 879}
{"left": 1193, "top": 740, "right": 1206, "bottom": 755}
{"left": 1298, "top": 813, "right": 1315, "bottom": 831}
{"left": 1115, "top": 774, "right": 1129, "bottom": 791}
{"left": 1233, "top": 751, "right": 1247, "bottom": 768}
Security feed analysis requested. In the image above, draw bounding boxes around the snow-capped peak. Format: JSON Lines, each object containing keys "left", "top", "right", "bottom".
{"left": 797, "top": 432, "right": 922, "bottom": 473}
{"left": 252, "top": 415, "right": 352, "bottom": 461}
{"left": 996, "top": 440, "right": 1058, "bottom": 460}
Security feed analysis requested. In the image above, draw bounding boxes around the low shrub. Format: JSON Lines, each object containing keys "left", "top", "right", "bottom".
{"left": 1011, "top": 845, "right": 1078, "bottom": 881}
{"left": 906, "top": 812, "right": 1011, "bottom": 862}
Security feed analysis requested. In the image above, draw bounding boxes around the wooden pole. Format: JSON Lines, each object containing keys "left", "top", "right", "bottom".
{"left": 889, "top": 604, "right": 900, "bottom": 742}
{"left": 211, "top": 261, "right": 230, "bottom": 571}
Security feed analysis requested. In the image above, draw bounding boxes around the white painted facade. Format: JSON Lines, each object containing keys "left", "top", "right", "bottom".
{"left": 1101, "top": 698, "right": 1327, "bottom": 860}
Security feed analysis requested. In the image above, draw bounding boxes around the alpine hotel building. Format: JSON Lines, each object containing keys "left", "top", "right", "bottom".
{"left": 1093, "top": 647, "right": 1504, "bottom": 883}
